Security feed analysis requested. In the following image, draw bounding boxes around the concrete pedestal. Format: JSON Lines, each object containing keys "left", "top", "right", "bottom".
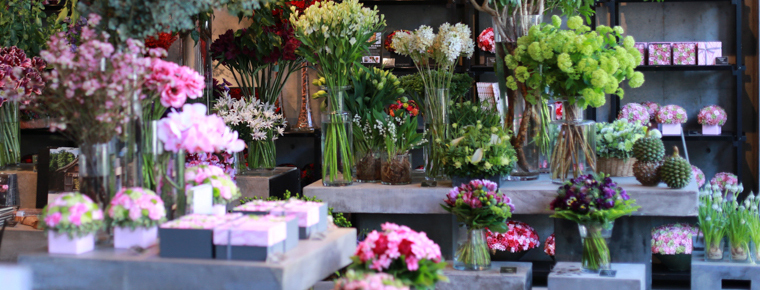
{"left": 691, "top": 251, "right": 760, "bottom": 290}
{"left": 438, "top": 261, "right": 532, "bottom": 290}
{"left": 19, "top": 228, "right": 356, "bottom": 290}
{"left": 548, "top": 262, "right": 645, "bottom": 290}
{"left": 235, "top": 167, "right": 300, "bottom": 204}
{"left": 0, "top": 265, "right": 32, "bottom": 290}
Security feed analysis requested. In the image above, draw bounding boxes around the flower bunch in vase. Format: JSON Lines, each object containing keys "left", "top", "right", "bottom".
{"left": 185, "top": 165, "right": 240, "bottom": 215}
{"left": 550, "top": 173, "right": 640, "bottom": 272}
{"left": 507, "top": 16, "right": 645, "bottom": 183}
{"left": 725, "top": 184, "right": 752, "bottom": 262}
{"left": 692, "top": 166, "right": 706, "bottom": 188}
{"left": 486, "top": 220, "right": 540, "bottom": 261}
{"left": 334, "top": 270, "right": 410, "bottom": 290}
{"left": 698, "top": 184, "right": 730, "bottom": 261}
{"left": 391, "top": 23, "right": 474, "bottom": 183}
{"left": 290, "top": 0, "right": 385, "bottom": 186}
{"left": 544, "top": 233, "right": 556, "bottom": 258}
{"left": 710, "top": 172, "right": 738, "bottom": 193}
{"left": 656, "top": 105, "right": 687, "bottom": 136}
{"left": 444, "top": 125, "right": 517, "bottom": 185}
{"left": 617, "top": 103, "right": 650, "bottom": 126}
{"left": 375, "top": 99, "right": 425, "bottom": 185}
{"left": 214, "top": 94, "right": 286, "bottom": 172}
{"left": 442, "top": 180, "right": 515, "bottom": 270}
{"left": 351, "top": 222, "right": 447, "bottom": 290}
{"left": 745, "top": 192, "right": 760, "bottom": 262}
{"left": 594, "top": 119, "right": 646, "bottom": 176}
{"left": 107, "top": 187, "right": 166, "bottom": 249}
{"left": 41, "top": 192, "right": 104, "bottom": 254}
{"left": 478, "top": 27, "right": 495, "bottom": 53}
{"left": 0, "top": 46, "right": 46, "bottom": 167}
{"left": 698, "top": 105, "right": 727, "bottom": 135}
{"left": 651, "top": 223, "right": 696, "bottom": 271}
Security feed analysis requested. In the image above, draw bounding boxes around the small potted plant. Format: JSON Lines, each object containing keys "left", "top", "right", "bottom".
{"left": 710, "top": 172, "right": 738, "bottom": 192}
{"left": 107, "top": 187, "right": 166, "bottom": 249}
{"left": 544, "top": 233, "right": 556, "bottom": 261}
{"left": 651, "top": 223, "right": 696, "bottom": 272}
{"left": 334, "top": 270, "right": 410, "bottom": 290}
{"left": 442, "top": 180, "right": 515, "bottom": 271}
{"left": 725, "top": 184, "right": 752, "bottom": 262}
{"left": 640, "top": 101, "right": 660, "bottom": 128}
{"left": 697, "top": 105, "right": 727, "bottom": 135}
{"left": 617, "top": 103, "right": 650, "bottom": 126}
{"left": 745, "top": 192, "right": 760, "bottom": 262}
{"left": 41, "top": 193, "right": 104, "bottom": 254}
{"left": 185, "top": 165, "right": 240, "bottom": 215}
{"left": 378, "top": 99, "right": 425, "bottom": 185}
{"left": 444, "top": 125, "right": 517, "bottom": 187}
{"left": 486, "top": 220, "right": 540, "bottom": 261}
{"left": 656, "top": 105, "right": 688, "bottom": 136}
{"left": 698, "top": 184, "right": 730, "bottom": 261}
{"left": 692, "top": 165, "right": 706, "bottom": 188}
{"left": 595, "top": 119, "right": 647, "bottom": 176}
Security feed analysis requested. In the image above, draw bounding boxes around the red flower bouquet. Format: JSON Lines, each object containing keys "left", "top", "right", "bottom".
{"left": 477, "top": 27, "right": 495, "bottom": 53}
{"left": 487, "top": 220, "right": 539, "bottom": 261}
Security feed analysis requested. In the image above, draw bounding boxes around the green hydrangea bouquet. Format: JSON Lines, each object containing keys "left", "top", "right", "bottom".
{"left": 595, "top": 120, "right": 646, "bottom": 160}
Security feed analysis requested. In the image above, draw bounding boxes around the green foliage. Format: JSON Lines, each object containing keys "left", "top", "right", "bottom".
{"left": 595, "top": 119, "right": 646, "bottom": 160}
{"left": 49, "top": 151, "right": 76, "bottom": 172}
{"left": 346, "top": 65, "right": 404, "bottom": 116}
{"left": 0, "top": 0, "right": 54, "bottom": 57}
{"left": 443, "top": 125, "right": 517, "bottom": 178}
{"left": 240, "top": 190, "right": 352, "bottom": 228}
{"left": 349, "top": 256, "right": 448, "bottom": 290}
{"left": 377, "top": 111, "right": 426, "bottom": 158}
{"left": 398, "top": 72, "right": 473, "bottom": 104}
{"left": 449, "top": 100, "right": 501, "bottom": 129}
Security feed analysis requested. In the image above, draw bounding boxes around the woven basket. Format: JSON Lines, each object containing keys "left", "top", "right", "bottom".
{"left": 596, "top": 157, "right": 636, "bottom": 177}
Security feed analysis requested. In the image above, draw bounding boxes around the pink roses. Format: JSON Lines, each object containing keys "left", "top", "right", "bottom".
{"left": 107, "top": 187, "right": 166, "bottom": 227}
{"left": 145, "top": 58, "right": 204, "bottom": 108}
{"left": 185, "top": 164, "right": 240, "bottom": 205}
{"left": 41, "top": 192, "right": 104, "bottom": 237}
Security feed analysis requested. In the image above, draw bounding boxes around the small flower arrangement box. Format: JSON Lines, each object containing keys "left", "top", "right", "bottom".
{"left": 232, "top": 200, "right": 286, "bottom": 215}
{"left": 213, "top": 215, "right": 287, "bottom": 261}
{"left": 114, "top": 227, "right": 158, "bottom": 249}
{"left": 107, "top": 188, "right": 166, "bottom": 249}
{"left": 158, "top": 213, "right": 242, "bottom": 259}
{"left": 185, "top": 165, "right": 241, "bottom": 215}
{"left": 652, "top": 223, "right": 696, "bottom": 272}
{"left": 698, "top": 105, "right": 727, "bottom": 136}
{"left": 48, "top": 232, "right": 95, "bottom": 255}
{"left": 270, "top": 200, "right": 328, "bottom": 239}
{"left": 656, "top": 105, "right": 688, "bottom": 136}
{"left": 41, "top": 193, "right": 104, "bottom": 255}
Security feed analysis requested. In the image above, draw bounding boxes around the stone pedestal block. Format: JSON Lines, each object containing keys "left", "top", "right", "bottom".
{"left": 0, "top": 264, "right": 32, "bottom": 290}
{"left": 0, "top": 224, "right": 46, "bottom": 262}
{"left": 438, "top": 261, "right": 532, "bottom": 290}
{"left": 235, "top": 167, "right": 299, "bottom": 204}
{"left": 548, "top": 262, "right": 645, "bottom": 290}
{"left": 691, "top": 251, "right": 760, "bottom": 290}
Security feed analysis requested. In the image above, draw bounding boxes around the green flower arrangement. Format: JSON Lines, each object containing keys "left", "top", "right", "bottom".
{"left": 449, "top": 100, "right": 501, "bottom": 129}
{"left": 595, "top": 119, "right": 647, "bottom": 160}
{"left": 443, "top": 125, "right": 517, "bottom": 178}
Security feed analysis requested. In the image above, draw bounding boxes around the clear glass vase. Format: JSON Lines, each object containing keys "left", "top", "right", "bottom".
{"left": 321, "top": 86, "right": 354, "bottom": 187}
{"left": 506, "top": 96, "right": 541, "bottom": 181}
{"left": 0, "top": 100, "right": 19, "bottom": 167}
{"left": 453, "top": 226, "right": 491, "bottom": 271}
{"left": 729, "top": 237, "right": 751, "bottom": 263}
{"left": 549, "top": 102, "right": 596, "bottom": 184}
{"left": 155, "top": 150, "right": 185, "bottom": 220}
{"left": 79, "top": 142, "right": 116, "bottom": 211}
{"left": 705, "top": 237, "right": 725, "bottom": 261}
{"left": 423, "top": 88, "right": 449, "bottom": 184}
{"left": 578, "top": 221, "right": 614, "bottom": 273}
{"left": 355, "top": 149, "right": 381, "bottom": 183}
{"left": 122, "top": 87, "right": 143, "bottom": 187}
{"left": 247, "top": 139, "right": 277, "bottom": 173}
{"left": 381, "top": 151, "right": 411, "bottom": 185}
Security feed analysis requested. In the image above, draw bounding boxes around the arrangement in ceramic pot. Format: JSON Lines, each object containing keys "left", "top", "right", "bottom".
{"left": 442, "top": 180, "right": 515, "bottom": 271}
{"left": 487, "top": 220, "right": 540, "bottom": 261}
{"left": 333, "top": 270, "right": 410, "bottom": 290}
{"left": 698, "top": 105, "right": 727, "bottom": 135}
{"left": 595, "top": 119, "right": 646, "bottom": 177}
{"left": 350, "top": 223, "right": 447, "bottom": 290}
{"left": 544, "top": 233, "right": 556, "bottom": 260}
{"left": 185, "top": 165, "right": 241, "bottom": 215}
{"left": 617, "top": 103, "right": 650, "bottom": 126}
{"left": 377, "top": 100, "right": 425, "bottom": 185}
{"left": 107, "top": 188, "right": 166, "bottom": 249}
{"left": 444, "top": 125, "right": 516, "bottom": 187}
{"left": 41, "top": 193, "right": 104, "bottom": 254}
{"left": 710, "top": 172, "right": 739, "bottom": 192}
{"left": 698, "top": 184, "right": 730, "bottom": 261}
{"left": 550, "top": 174, "right": 640, "bottom": 272}
{"left": 656, "top": 105, "right": 687, "bottom": 136}
{"left": 651, "top": 223, "right": 696, "bottom": 272}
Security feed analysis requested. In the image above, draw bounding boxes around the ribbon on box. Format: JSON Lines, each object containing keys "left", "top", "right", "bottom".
{"left": 697, "top": 42, "right": 722, "bottom": 66}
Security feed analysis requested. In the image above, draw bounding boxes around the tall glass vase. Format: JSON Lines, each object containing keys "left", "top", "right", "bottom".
{"left": 321, "top": 86, "right": 354, "bottom": 187}
{"left": 453, "top": 226, "right": 491, "bottom": 271}
{"left": 293, "top": 66, "right": 315, "bottom": 132}
{"left": 549, "top": 102, "right": 596, "bottom": 183}
{"left": 423, "top": 88, "right": 449, "bottom": 184}
{"left": 244, "top": 139, "right": 276, "bottom": 175}
{"left": 506, "top": 96, "right": 541, "bottom": 181}
{"left": 122, "top": 85, "right": 143, "bottom": 187}
{"left": 156, "top": 151, "right": 185, "bottom": 220}
{"left": 79, "top": 142, "right": 115, "bottom": 211}
{"left": 0, "top": 100, "right": 19, "bottom": 167}
{"left": 578, "top": 221, "right": 614, "bottom": 273}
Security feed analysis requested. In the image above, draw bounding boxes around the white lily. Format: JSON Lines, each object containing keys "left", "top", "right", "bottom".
{"left": 451, "top": 136, "right": 464, "bottom": 147}
{"left": 471, "top": 148, "right": 483, "bottom": 164}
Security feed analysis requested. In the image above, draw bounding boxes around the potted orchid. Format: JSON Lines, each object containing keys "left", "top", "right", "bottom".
{"left": 656, "top": 105, "right": 688, "bottom": 136}
{"left": 545, "top": 233, "right": 556, "bottom": 260}
{"left": 41, "top": 193, "right": 104, "bottom": 254}
{"left": 487, "top": 220, "right": 540, "bottom": 261}
{"left": 595, "top": 120, "right": 647, "bottom": 177}
{"left": 186, "top": 164, "right": 240, "bottom": 215}
{"left": 107, "top": 188, "right": 166, "bottom": 249}
{"left": 698, "top": 184, "right": 730, "bottom": 261}
{"left": 617, "top": 103, "right": 650, "bottom": 126}
{"left": 377, "top": 100, "right": 425, "bottom": 185}
{"left": 442, "top": 180, "right": 515, "bottom": 271}
{"left": 550, "top": 173, "right": 640, "bottom": 272}
{"left": 692, "top": 166, "right": 706, "bottom": 188}
{"left": 651, "top": 223, "right": 696, "bottom": 271}
{"left": 334, "top": 270, "right": 410, "bottom": 290}
{"left": 698, "top": 105, "right": 727, "bottom": 135}
{"left": 444, "top": 125, "right": 517, "bottom": 187}
{"left": 350, "top": 222, "right": 447, "bottom": 290}
{"left": 710, "top": 172, "right": 739, "bottom": 192}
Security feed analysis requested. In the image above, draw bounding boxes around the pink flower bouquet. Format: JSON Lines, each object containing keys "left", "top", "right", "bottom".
{"left": 477, "top": 27, "right": 495, "bottom": 53}
{"left": 442, "top": 180, "right": 515, "bottom": 231}
{"left": 333, "top": 270, "right": 410, "bottom": 290}
{"left": 41, "top": 192, "right": 104, "bottom": 238}
{"left": 617, "top": 103, "right": 650, "bottom": 125}
{"left": 692, "top": 166, "right": 705, "bottom": 188}
{"left": 640, "top": 101, "right": 660, "bottom": 122}
{"left": 697, "top": 105, "right": 727, "bottom": 126}
{"left": 486, "top": 220, "right": 540, "bottom": 254}
{"left": 143, "top": 55, "right": 204, "bottom": 121}
{"left": 709, "top": 172, "right": 738, "bottom": 192}
{"left": 544, "top": 233, "right": 555, "bottom": 257}
{"left": 157, "top": 103, "right": 245, "bottom": 154}
{"left": 651, "top": 223, "right": 696, "bottom": 255}
{"left": 185, "top": 164, "right": 240, "bottom": 205}
{"left": 656, "top": 105, "right": 688, "bottom": 124}
{"left": 107, "top": 187, "right": 166, "bottom": 229}
{"left": 351, "top": 223, "right": 447, "bottom": 290}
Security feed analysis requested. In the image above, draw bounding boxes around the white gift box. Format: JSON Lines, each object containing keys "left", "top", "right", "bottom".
{"left": 660, "top": 124, "right": 682, "bottom": 136}
{"left": 702, "top": 125, "right": 721, "bottom": 135}
{"left": 48, "top": 232, "right": 95, "bottom": 254}
{"left": 213, "top": 204, "right": 227, "bottom": 216}
{"left": 114, "top": 226, "right": 158, "bottom": 249}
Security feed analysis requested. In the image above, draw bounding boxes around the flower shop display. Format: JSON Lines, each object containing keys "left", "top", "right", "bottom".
{"left": 550, "top": 174, "right": 640, "bottom": 272}
{"left": 692, "top": 165, "right": 706, "bottom": 188}
{"left": 186, "top": 165, "right": 241, "bottom": 215}
{"left": 334, "top": 270, "right": 410, "bottom": 290}
{"left": 444, "top": 125, "right": 516, "bottom": 187}
{"left": 648, "top": 43, "right": 672, "bottom": 65}
{"left": 656, "top": 105, "right": 687, "bottom": 136}
{"left": 698, "top": 184, "right": 730, "bottom": 261}
{"left": 449, "top": 100, "right": 502, "bottom": 130}
{"left": 0, "top": 46, "right": 46, "bottom": 167}
{"left": 672, "top": 42, "right": 697, "bottom": 65}
{"left": 745, "top": 192, "right": 760, "bottom": 262}
{"left": 651, "top": 223, "right": 695, "bottom": 271}
{"left": 270, "top": 199, "right": 329, "bottom": 238}
{"left": 544, "top": 233, "right": 555, "bottom": 259}
{"left": 697, "top": 41, "right": 722, "bottom": 66}
{"left": 641, "top": 101, "right": 661, "bottom": 125}
{"left": 506, "top": 16, "right": 645, "bottom": 183}
{"left": 391, "top": 23, "right": 474, "bottom": 184}
{"left": 710, "top": 172, "right": 739, "bottom": 192}
{"left": 378, "top": 101, "right": 425, "bottom": 185}
{"left": 698, "top": 105, "right": 727, "bottom": 135}
{"left": 725, "top": 185, "right": 752, "bottom": 262}
{"left": 486, "top": 220, "right": 540, "bottom": 261}
{"left": 617, "top": 103, "right": 650, "bottom": 126}
{"left": 660, "top": 147, "right": 692, "bottom": 189}
{"left": 212, "top": 215, "right": 292, "bottom": 261}
{"left": 0, "top": 0, "right": 53, "bottom": 57}
{"left": 595, "top": 120, "right": 646, "bottom": 177}
{"left": 351, "top": 223, "right": 447, "bottom": 290}
{"left": 214, "top": 94, "right": 286, "bottom": 173}
{"left": 291, "top": 0, "right": 385, "bottom": 186}
{"left": 634, "top": 43, "right": 646, "bottom": 66}
{"left": 442, "top": 180, "right": 515, "bottom": 271}
{"left": 107, "top": 188, "right": 166, "bottom": 249}
{"left": 478, "top": 27, "right": 495, "bottom": 54}
{"left": 41, "top": 193, "right": 104, "bottom": 254}
{"left": 158, "top": 213, "right": 243, "bottom": 259}
{"left": 632, "top": 129, "right": 665, "bottom": 186}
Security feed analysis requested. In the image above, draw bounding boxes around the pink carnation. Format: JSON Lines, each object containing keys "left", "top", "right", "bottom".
{"left": 486, "top": 220, "right": 540, "bottom": 253}
{"left": 651, "top": 223, "right": 695, "bottom": 255}
{"left": 640, "top": 101, "right": 660, "bottom": 121}
{"left": 544, "top": 233, "right": 555, "bottom": 256}
{"left": 44, "top": 212, "right": 62, "bottom": 227}
{"left": 354, "top": 223, "right": 442, "bottom": 273}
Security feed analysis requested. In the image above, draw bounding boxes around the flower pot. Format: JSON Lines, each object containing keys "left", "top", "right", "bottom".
{"left": 729, "top": 238, "right": 751, "bottom": 263}
{"left": 212, "top": 204, "right": 227, "bottom": 216}
{"left": 654, "top": 253, "right": 691, "bottom": 272}
{"left": 451, "top": 175, "right": 501, "bottom": 188}
{"left": 381, "top": 152, "right": 411, "bottom": 185}
{"left": 702, "top": 125, "right": 721, "bottom": 135}
{"left": 454, "top": 227, "right": 491, "bottom": 271}
{"left": 355, "top": 150, "right": 381, "bottom": 183}
{"left": 48, "top": 232, "right": 95, "bottom": 255}
{"left": 578, "top": 221, "right": 613, "bottom": 273}
{"left": 490, "top": 250, "right": 528, "bottom": 261}
{"left": 114, "top": 226, "right": 158, "bottom": 249}
{"left": 595, "top": 157, "right": 637, "bottom": 177}
{"left": 660, "top": 123, "right": 682, "bottom": 136}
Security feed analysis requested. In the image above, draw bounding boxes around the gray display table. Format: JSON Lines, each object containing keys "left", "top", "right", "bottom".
{"left": 235, "top": 167, "right": 300, "bottom": 203}
{"left": 438, "top": 261, "right": 532, "bottom": 290}
{"left": 548, "top": 262, "right": 645, "bottom": 290}
{"left": 0, "top": 224, "right": 46, "bottom": 262}
{"left": 691, "top": 251, "right": 760, "bottom": 290}
{"left": 18, "top": 228, "right": 356, "bottom": 290}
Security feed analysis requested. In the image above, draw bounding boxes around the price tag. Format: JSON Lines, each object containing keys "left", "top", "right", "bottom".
{"left": 190, "top": 184, "right": 213, "bottom": 215}
{"left": 500, "top": 267, "right": 517, "bottom": 274}
{"left": 599, "top": 270, "right": 617, "bottom": 277}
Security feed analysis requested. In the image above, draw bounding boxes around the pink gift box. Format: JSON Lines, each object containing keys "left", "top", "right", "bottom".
{"left": 697, "top": 42, "right": 722, "bottom": 65}
{"left": 270, "top": 202, "right": 321, "bottom": 228}
{"left": 702, "top": 125, "right": 721, "bottom": 135}
{"left": 114, "top": 226, "right": 158, "bottom": 249}
{"left": 660, "top": 123, "right": 683, "bottom": 136}
{"left": 213, "top": 216, "right": 287, "bottom": 247}
{"left": 233, "top": 200, "right": 286, "bottom": 215}
{"left": 672, "top": 43, "right": 696, "bottom": 65}
{"left": 160, "top": 213, "right": 243, "bottom": 229}
{"left": 48, "top": 232, "right": 95, "bottom": 255}
{"left": 648, "top": 43, "right": 672, "bottom": 65}
{"left": 212, "top": 204, "right": 227, "bottom": 216}
{"left": 634, "top": 43, "right": 647, "bottom": 66}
